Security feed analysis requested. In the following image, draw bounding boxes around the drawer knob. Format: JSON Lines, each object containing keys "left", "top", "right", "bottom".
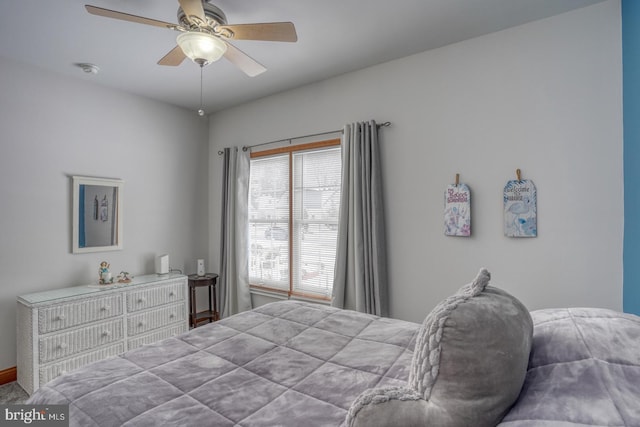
{"left": 56, "top": 314, "right": 66, "bottom": 321}
{"left": 58, "top": 342, "right": 68, "bottom": 350}
{"left": 169, "top": 313, "right": 175, "bottom": 319}
{"left": 138, "top": 321, "right": 146, "bottom": 327}
{"left": 102, "top": 330, "right": 111, "bottom": 337}
{"left": 138, "top": 297, "right": 146, "bottom": 304}
{"left": 101, "top": 305, "right": 110, "bottom": 311}
{"left": 169, "top": 291, "right": 175, "bottom": 297}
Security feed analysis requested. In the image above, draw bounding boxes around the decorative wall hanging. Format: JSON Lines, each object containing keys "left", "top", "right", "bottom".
{"left": 504, "top": 169, "right": 537, "bottom": 237}
{"left": 445, "top": 174, "right": 471, "bottom": 236}
{"left": 72, "top": 175, "right": 124, "bottom": 254}
{"left": 100, "top": 195, "right": 109, "bottom": 222}
{"left": 93, "top": 195, "right": 99, "bottom": 220}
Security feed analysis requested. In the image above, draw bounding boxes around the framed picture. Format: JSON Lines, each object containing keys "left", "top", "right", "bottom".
{"left": 72, "top": 176, "right": 124, "bottom": 253}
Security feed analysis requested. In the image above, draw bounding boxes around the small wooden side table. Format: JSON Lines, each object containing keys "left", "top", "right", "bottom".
{"left": 187, "top": 273, "right": 219, "bottom": 328}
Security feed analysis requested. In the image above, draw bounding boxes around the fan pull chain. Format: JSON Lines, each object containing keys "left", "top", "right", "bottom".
{"left": 198, "top": 64, "right": 205, "bottom": 117}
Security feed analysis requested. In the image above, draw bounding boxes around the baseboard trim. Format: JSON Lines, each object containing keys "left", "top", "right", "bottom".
{"left": 0, "top": 367, "right": 17, "bottom": 385}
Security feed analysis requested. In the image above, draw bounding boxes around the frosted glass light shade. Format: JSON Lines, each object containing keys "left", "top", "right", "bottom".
{"left": 177, "top": 32, "right": 227, "bottom": 65}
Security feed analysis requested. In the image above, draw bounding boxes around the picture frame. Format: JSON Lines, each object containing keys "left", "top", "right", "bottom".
{"left": 72, "top": 175, "right": 124, "bottom": 253}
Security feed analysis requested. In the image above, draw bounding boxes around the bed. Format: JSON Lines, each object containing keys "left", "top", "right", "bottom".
{"left": 27, "top": 277, "right": 640, "bottom": 426}
{"left": 499, "top": 307, "right": 640, "bottom": 426}
{"left": 27, "top": 300, "right": 417, "bottom": 426}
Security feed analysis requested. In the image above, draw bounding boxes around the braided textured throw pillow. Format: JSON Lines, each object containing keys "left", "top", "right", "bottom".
{"left": 345, "top": 268, "right": 533, "bottom": 427}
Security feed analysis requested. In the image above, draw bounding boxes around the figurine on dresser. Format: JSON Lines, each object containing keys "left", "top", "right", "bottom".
{"left": 118, "top": 271, "right": 132, "bottom": 283}
{"left": 99, "top": 261, "right": 114, "bottom": 284}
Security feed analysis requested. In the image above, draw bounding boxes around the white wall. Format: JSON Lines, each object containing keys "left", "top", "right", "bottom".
{"left": 209, "top": 1, "right": 623, "bottom": 323}
{"left": 0, "top": 57, "right": 210, "bottom": 370}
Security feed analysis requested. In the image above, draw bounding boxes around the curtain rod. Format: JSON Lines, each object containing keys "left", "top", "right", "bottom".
{"left": 217, "top": 121, "right": 390, "bottom": 155}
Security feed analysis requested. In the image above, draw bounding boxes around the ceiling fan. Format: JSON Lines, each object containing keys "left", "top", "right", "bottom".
{"left": 85, "top": 0, "right": 298, "bottom": 77}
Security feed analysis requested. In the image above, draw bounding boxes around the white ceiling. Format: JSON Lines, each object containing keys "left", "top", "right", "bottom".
{"left": 0, "top": 0, "right": 606, "bottom": 113}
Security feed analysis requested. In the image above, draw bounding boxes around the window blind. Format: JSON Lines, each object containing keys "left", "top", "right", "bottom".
{"left": 292, "top": 148, "right": 341, "bottom": 297}
{"left": 248, "top": 154, "right": 290, "bottom": 291}
{"left": 248, "top": 145, "right": 341, "bottom": 299}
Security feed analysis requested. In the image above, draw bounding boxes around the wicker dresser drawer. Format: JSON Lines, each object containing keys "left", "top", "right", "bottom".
{"left": 126, "top": 280, "right": 185, "bottom": 312}
{"left": 127, "top": 302, "right": 186, "bottom": 336}
{"left": 38, "top": 343, "right": 125, "bottom": 386}
{"left": 38, "top": 294, "right": 123, "bottom": 334}
{"left": 127, "top": 324, "right": 187, "bottom": 351}
{"left": 39, "top": 318, "right": 124, "bottom": 363}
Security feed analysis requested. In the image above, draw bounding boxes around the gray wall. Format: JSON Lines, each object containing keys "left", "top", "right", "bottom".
{"left": 0, "top": 57, "right": 210, "bottom": 370}
{"left": 0, "top": 0, "right": 623, "bottom": 372}
{"left": 208, "top": 1, "right": 623, "bottom": 322}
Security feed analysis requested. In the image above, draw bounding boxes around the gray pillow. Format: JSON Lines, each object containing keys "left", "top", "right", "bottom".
{"left": 345, "top": 268, "right": 533, "bottom": 427}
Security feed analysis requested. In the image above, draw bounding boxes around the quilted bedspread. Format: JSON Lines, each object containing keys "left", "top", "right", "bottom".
{"left": 27, "top": 301, "right": 419, "bottom": 426}
{"left": 28, "top": 302, "right": 640, "bottom": 426}
{"left": 498, "top": 308, "right": 640, "bottom": 427}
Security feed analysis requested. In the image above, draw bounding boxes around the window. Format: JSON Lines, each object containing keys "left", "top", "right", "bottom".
{"left": 248, "top": 139, "right": 341, "bottom": 300}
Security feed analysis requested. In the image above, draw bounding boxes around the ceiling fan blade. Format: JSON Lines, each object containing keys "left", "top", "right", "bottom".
{"left": 178, "top": 0, "right": 206, "bottom": 24}
{"left": 220, "top": 22, "right": 297, "bottom": 42}
{"left": 223, "top": 42, "right": 266, "bottom": 77}
{"left": 85, "top": 5, "right": 176, "bottom": 29}
{"left": 158, "top": 46, "right": 187, "bottom": 66}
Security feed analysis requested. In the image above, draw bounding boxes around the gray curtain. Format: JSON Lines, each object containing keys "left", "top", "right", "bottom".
{"left": 332, "top": 120, "right": 388, "bottom": 316}
{"left": 218, "top": 147, "right": 252, "bottom": 318}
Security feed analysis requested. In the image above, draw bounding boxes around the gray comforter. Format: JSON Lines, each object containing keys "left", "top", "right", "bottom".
{"left": 498, "top": 308, "right": 640, "bottom": 427}
{"left": 28, "top": 301, "right": 640, "bottom": 426}
{"left": 28, "top": 301, "right": 417, "bottom": 426}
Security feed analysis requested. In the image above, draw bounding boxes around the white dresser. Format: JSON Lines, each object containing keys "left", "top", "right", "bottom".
{"left": 17, "top": 273, "right": 188, "bottom": 395}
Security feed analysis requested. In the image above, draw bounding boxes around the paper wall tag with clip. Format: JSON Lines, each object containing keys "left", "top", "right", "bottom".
{"left": 504, "top": 169, "right": 537, "bottom": 237}
{"left": 445, "top": 174, "right": 471, "bottom": 237}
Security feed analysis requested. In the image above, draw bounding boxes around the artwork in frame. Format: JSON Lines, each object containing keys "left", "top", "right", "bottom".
{"left": 100, "top": 195, "right": 109, "bottom": 222}
{"left": 72, "top": 175, "right": 124, "bottom": 253}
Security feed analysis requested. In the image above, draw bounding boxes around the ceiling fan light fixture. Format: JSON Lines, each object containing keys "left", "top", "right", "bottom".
{"left": 177, "top": 31, "right": 227, "bottom": 66}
